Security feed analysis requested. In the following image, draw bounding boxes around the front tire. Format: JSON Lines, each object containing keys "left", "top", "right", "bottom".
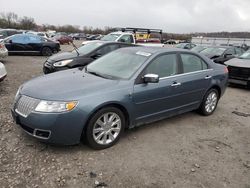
{"left": 199, "top": 89, "right": 219, "bottom": 116}
{"left": 86, "top": 107, "right": 125, "bottom": 150}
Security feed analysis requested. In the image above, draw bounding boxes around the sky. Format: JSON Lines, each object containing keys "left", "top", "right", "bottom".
{"left": 1, "top": 0, "right": 250, "bottom": 33}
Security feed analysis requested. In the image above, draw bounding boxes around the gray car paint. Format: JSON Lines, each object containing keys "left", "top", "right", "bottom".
{"left": 12, "top": 47, "right": 228, "bottom": 145}
{"left": 225, "top": 58, "right": 250, "bottom": 68}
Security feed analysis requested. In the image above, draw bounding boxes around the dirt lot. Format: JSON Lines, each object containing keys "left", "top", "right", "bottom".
{"left": 0, "top": 41, "right": 250, "bottom": 188}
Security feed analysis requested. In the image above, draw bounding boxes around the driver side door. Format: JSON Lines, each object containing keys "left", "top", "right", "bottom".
{"left": 132, "top": 53, "right": 182, "bottom": 124}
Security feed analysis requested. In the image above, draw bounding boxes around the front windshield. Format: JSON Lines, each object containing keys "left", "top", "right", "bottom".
{"left": 101, "top": 34, "right": 121, "bottom": 41}
{"left": 74, "top": 42, "right": 103, "bottom": 54}
{"left": 239, "top": 51, "right": 250, "bottom": 59}
{"left": 201, "top": 47, "right": 226, "bottom": 56}
{"left": 86, "top": 50, "right": 150, "bottom": 79}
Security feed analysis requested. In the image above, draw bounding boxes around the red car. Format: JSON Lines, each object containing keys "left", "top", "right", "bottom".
{"left": 53, "top": 35, "right": 73, "bottom": 45}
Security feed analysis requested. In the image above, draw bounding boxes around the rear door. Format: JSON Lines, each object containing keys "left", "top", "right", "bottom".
{"left": 25, "top": 35, "right": 43, "bottom": 52}
{"left": 176, "top": 53, "right": 212, "bottom": 106}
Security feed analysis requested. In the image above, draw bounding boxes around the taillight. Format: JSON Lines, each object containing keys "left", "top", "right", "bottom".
{"left": 224, "top": 66, "right": 228, "bottom": 73}
{"left": 0, "top": 44, "right": 3, "bottom": 49}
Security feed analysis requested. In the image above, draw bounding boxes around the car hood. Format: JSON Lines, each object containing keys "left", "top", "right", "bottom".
{"left": 48, "top": 52, "right": 77, "bottom": 62}
{"left": 20, "top": 68, "right": 120, "bottom": 101}
{"left": 224, "top": 58, "right": 250, "bottom": 68}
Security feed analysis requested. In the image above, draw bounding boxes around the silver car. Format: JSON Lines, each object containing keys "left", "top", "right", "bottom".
{"left": 0, "top": 62, "right": 7, "bottom": 81}
{"left": 0, "top": 42, "right": 8, "bottom": 58}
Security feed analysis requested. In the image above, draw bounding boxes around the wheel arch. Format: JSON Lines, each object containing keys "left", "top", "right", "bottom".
{"left": 209, "top": 85, "right": 221, "bottom": 99}
{"left": 81, "top": 102, "right": 131, "bottom": 139}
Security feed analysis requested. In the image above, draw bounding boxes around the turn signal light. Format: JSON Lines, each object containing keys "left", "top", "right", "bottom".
{"left": 66, "top": 102, "right": 77, "bottom": 111}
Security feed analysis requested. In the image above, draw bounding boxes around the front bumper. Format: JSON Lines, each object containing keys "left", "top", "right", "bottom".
{"left": 11, "top": 107, "right": 87, "bottom": 145}
{"left": 0, "top": 49, "right": 8, "bottom": 58}
{"left": 228, "top": 77, "right": 250, "bottom": 86}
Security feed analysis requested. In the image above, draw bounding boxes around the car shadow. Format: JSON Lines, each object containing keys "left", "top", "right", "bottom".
{"left": 23, "top": 111, "right": 199, "bottom": 153}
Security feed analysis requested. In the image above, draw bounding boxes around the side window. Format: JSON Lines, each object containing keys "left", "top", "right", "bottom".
{"left": 27, "top": 36, "right": 41, "bottom": 43}
{"left": 180, "top": 54, "right": 208, "bottom": 73}
{"left": 118, "top": 35, "right": 133, "bottom": 43}
{"left": 145, "top": 54, "right": 178, "bottom": 78}
{"left": 96, "top": 44, "right": 119, "bottom": 55}
{"left": 11, "top": 35, "right": 27, "bottom": 44}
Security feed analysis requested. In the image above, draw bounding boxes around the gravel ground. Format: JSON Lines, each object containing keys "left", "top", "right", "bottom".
{"left": 0, "top": 41, "right": 250, "bottom": 188}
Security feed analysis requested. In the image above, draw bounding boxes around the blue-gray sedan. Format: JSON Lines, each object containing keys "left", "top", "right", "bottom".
{"left": 11, "top": 47, "right": 228, "bottom": 149}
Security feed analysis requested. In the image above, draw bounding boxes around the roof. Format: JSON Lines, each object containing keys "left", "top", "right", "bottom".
{"left": 119, "top": 46, "right": 195, "bottom": 55}
{"left": 109, "top": 32, "right": 133, "bottom": 35}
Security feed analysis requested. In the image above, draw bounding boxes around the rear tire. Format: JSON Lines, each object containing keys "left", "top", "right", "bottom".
{"left": 85, "top": 107, "right": 125, "bottom": 150}
{"left": 199, "top": 89, "right": 219, "bottom": 116}
{"left": 41, "top": 47, "right": 52, "bottom": 56}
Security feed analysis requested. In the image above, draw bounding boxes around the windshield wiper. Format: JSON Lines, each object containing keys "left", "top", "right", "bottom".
{"left": 71, "top": 41, "right": 80, "bottom": 56}
{"left": 85, "top": 67, "right": 117, "bottom": 79}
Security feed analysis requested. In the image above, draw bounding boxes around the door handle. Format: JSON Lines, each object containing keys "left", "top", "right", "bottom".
{"left": 205, "top": 75, "right": 212, "bottom": 79}
{"left": 171, "top": 82, "right": 181, "bottom": 87}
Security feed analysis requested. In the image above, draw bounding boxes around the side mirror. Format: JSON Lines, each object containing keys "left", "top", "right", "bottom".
{"left": 9, "top": 39, "right": 12, "bottom": 44}
{"left": 143, "top": 74, "right": 159, "bottom": 83}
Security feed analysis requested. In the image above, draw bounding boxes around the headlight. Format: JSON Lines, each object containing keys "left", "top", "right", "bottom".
{"left": 35, "top": 100, "right": 77, "bottom": 113}
{"left": 15, "top": 86, "right": 22, "bottom": 100}
{"left": 53, "top": 59, "right": 73, "bottom": 67}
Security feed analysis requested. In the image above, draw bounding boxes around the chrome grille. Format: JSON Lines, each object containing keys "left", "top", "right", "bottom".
{"left": 15, "top": 95, "right": 40, "bottom": 117}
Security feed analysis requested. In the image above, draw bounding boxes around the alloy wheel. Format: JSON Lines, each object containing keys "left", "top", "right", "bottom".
{"left": 205, "top": 91, "right": 218, "bottom": 113}
{"left": 92, "top": 112, "right": 121, "bottom": 145}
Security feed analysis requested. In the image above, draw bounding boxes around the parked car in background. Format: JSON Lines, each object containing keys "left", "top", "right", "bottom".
{"left": 176, "top": 43, "right": 196, "bottom": 49}
{"left": 0, "top": 42, "right": 8, "bottom": 58}
{"left": 0, "top": 62, "right": 7, "bottom": 82}
{"left": 224, "top": 50, "right": 250, "bottom": 88}
{"left": 86, "top": 34, "right": 102, "bottom": 40}
{"left": 52, "top": 35, "right": 73, "bottom": 45}
{"left": 12, "top": 47, "right": 228, "bottom": 149}
{"left": 4, "top": 34, "right": 60, "bottom": 56}
{"left": 37, "top": 32, "right": 49, "bottom": 38}
{"left": 100, "top": 32, "right": 136, "bottom": 44}
{"left": 43, "top": 41, "right": 135, "bottom": 74}
{"left": 72, "top": 33, "right": 86, "bottom": 40}
{"left": 191, "top": 45, "right": 207, "bottom": 53}
{"left": 200, "top": 46, "right": 245, "bottom": 64}
{"left": 164, "top": 39, "right": 178, "bottom": 45}
{"left": 0, "top": 29, "right": 22, "bottom": 40}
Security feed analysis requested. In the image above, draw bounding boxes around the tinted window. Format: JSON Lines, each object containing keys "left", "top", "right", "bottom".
{"left": 180, "top": 54, "right": 208, "bottom": 73}
{"left": 145, "top": 54, "right": 177, "bottom": 78}
{"left": 96, "top": 44, "right": 119, "bottom": 55}
{"left": 118, "top": 35, "right": 134, "bottom": 43}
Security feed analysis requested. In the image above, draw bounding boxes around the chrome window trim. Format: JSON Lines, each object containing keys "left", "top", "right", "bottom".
{"left": 159, "top": 69, "right": 213, "bottom": 80}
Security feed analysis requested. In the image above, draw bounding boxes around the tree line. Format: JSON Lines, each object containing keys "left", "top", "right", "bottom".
{"left": 1, "top": 12, "right": 250, "bottom": 39}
